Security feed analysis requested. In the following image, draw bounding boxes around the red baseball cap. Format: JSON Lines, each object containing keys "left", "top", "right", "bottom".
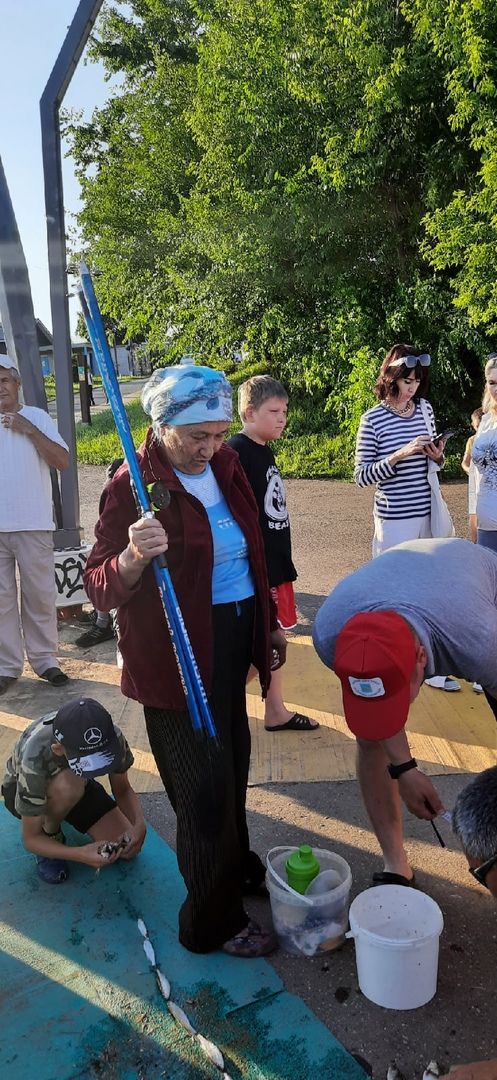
{"left": 334, "top": 611, "right": 416, "bottom": 740}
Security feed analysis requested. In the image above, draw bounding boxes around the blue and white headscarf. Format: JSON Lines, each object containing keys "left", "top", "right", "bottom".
{"left": 141, "top": 364, "right": 233, "bottom": 427}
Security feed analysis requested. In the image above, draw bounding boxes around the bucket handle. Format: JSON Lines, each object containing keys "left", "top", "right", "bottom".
{"left": 266, "top": 847, "right": 314, "bottom": 905}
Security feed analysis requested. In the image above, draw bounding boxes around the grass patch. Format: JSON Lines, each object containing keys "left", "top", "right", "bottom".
{"left": 275, "top": 433, "right": 353, "bottom": 478}
{"left": 75, "top": 390, "right": 467, "bottom": 480}
{"left": 76, "top": 399, "right": 149, "bottom": 464}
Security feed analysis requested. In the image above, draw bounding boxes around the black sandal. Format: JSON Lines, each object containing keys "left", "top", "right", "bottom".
{"left": 39, "top": 667, "right": 69, "bottom": 687}
{"left": 265, "top": 712, "right": 319, "bottom": 732}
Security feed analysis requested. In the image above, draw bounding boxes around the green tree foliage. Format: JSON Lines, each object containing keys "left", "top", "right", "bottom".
{"left": 68, "top": 0, "right": 493, "bottom": 460}
{"left": 404, "top": 0, "right": 497, "bottom": 333}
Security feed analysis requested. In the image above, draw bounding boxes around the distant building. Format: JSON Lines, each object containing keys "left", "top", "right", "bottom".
{"left": 0, "top": 321, "right": 150, "bottom": 377}
{"left": 0, "top": 318, "right": 53, "bottom": 369}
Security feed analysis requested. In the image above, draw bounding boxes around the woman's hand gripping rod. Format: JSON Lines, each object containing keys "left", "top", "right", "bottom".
{"left": 78, "top": 262, "right": 217, "bottom": 742}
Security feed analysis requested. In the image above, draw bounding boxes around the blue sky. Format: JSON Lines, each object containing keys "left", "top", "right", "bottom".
{"left": 0, "top": 1, "right": 119, "bottom": 337}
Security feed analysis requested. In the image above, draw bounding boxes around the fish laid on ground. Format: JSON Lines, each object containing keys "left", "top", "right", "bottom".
{"left": 143, "top": 938, "right": 156, "bottom": 966}
{"left": 197, "top": 1033, "right": 224, "bottom": 1070}
{"left": 167, "top": 999, "right": 197, "bottom": 1035}
{"left": 387, "top": 1065, "right": 406, "bottom": 1080}
{"left": 423, "top": 1063, "right": 441, "bottom": 1080}
{"left": 156, "top": 969, "right": 171, "bottom": 1001}
{"left": 137, "top": 918, "right": 148, "bottom": 938}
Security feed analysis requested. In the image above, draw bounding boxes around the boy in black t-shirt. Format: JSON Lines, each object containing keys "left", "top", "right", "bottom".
{"left": 228, "top": 376, "right": 318, "bottom": 732}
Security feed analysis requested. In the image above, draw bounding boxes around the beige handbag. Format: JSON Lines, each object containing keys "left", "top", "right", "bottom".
{"left": 419, "top": 399, "right": 456, "bottom": 539}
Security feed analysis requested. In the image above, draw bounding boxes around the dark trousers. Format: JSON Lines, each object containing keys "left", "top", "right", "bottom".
{"left": 477, "top": 530, "right": 497, "bottom": 553}
{"left": 144, "top": 595, "right": 264, "bottom": 953}
{"left": 484, "top": 689, "right": 497, "bottom": 722}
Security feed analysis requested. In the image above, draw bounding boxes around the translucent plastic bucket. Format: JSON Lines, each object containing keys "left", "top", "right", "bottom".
{"left": 266, "top": 846, "right": 352, "bottom": 956}
{"left": 347, "top": 885, "right": 444, "bottom": 1009}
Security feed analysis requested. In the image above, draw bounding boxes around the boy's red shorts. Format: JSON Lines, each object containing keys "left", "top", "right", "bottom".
{"left": 270, "top": 582, "right": 297, "bottom": 631}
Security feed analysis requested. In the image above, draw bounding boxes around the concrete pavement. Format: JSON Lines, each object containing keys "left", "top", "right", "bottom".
{"left": 47, "top": 377, "right": 148, "bottom": 424}
{"left": 1, "top": 469, "right": 496, "bottom": 1077}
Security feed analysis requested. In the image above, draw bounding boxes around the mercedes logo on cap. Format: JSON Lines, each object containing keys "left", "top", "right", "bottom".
{"left": 84, "top": 727, "right": 103, "bottom": 746}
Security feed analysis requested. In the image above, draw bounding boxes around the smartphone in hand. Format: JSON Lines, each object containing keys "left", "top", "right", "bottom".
{"left": 432, "top": 429, "right": 458, "bottom": 447}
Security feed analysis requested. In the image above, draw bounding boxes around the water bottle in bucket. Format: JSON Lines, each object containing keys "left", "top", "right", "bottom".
{"left": 266, "top": 846, "right": 352, "bottom": 956}
{"left": 285, "top": 845, "right": 320, "bottom": 893}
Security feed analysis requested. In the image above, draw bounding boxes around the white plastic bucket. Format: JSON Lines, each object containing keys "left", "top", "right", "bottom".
{"left": 347, "top": 885, "right": 444, "bottom": 1009}
{"left": 266, "top": 846, "right": 352, "bottom": 956}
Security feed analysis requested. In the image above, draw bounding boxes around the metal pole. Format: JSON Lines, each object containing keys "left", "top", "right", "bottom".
{"left": 0, "top": 156, "right": 63, "bottom": 529}
{"left": 0, "top": 157, "right": 49, "bottom": 409}
{"left": 40, "top": 0, "right": 104, "bottom": 548}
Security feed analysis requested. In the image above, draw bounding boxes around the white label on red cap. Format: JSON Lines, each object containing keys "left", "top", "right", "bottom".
{"left": 348, "top": 676, "right": 385, "bottom": 698}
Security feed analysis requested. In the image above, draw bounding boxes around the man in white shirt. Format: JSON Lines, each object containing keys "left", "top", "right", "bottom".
{"left": 0, "top": 355, "right": 70, "bottom": 693}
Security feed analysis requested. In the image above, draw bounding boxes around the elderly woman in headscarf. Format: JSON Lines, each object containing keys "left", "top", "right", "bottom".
{"left": 84, "top": 364, "right": 286, "bottom": 958}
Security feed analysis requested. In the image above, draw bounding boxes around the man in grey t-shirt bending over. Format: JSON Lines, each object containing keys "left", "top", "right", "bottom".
{"left": 312, "top": 538, "right": 497, "bottom": 887}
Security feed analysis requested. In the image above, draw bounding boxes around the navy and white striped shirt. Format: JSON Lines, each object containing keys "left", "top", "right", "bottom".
{"left": 354, "top": 400, "right": 436, "bottom": 520}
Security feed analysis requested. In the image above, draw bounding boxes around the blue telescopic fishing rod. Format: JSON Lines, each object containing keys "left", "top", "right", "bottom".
{"left": 78, "top": 261, "right": 217, "bottom": 742}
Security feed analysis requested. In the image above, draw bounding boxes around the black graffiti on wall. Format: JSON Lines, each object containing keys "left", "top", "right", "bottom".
{"left": 54, "top": 550, "right": 88, "bottom": 599}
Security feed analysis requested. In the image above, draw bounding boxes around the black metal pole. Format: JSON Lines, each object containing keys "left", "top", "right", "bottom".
{"left": 40, "top": 0, "right": 104, "bottom": 547}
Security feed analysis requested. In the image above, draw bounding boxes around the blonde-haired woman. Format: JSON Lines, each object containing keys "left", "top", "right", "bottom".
{"left": 470, "top": 354, "right": 497, "bottom": 552}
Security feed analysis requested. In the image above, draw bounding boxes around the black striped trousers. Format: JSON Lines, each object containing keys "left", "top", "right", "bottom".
{"left": 144, "top": 595, "right": 265, "bottom": 953}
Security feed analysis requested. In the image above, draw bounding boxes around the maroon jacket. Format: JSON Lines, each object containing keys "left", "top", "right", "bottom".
{"left": 84, "top": 433, "right": 277, "bottom": 709}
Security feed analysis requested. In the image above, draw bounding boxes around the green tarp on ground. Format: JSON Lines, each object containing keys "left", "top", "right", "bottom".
{"left": 0, "top": 805, "right": 367, "bottom": 1079}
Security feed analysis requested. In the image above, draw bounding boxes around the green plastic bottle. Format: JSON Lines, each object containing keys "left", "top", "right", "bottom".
{"left": 285, "top": 845, "right": 320, "bottom": 894}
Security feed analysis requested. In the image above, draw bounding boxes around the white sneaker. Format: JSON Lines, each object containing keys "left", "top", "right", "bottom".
{"left": 472, "top": 682, "right": 484, "bottom": 694}
{"left": 425, "top": 676, "right": 461, "bottom": 692}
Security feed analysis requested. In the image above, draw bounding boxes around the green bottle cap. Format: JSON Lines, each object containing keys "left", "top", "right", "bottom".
{"left": 285, "top": 845, "right": 320, "bottom": 894}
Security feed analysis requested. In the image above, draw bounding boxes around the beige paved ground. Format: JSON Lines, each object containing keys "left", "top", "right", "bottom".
{"left": 1, "top": 475, "right": 494, "bottom": 793}
{"left": 2, "top": 468, "right": 496, "bottom": 1077}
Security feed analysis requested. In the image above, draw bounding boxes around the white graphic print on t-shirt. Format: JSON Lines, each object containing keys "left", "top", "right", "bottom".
{"left": 264, "top": 465, "right": 289, "bottom": 530}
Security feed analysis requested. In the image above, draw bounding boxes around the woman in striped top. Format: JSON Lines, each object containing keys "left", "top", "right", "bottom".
{"left": 354, "top": 343, "right": 446, "bottom": 555}
{"left": 354, "top": 343, "right": 459, "bottom": 691}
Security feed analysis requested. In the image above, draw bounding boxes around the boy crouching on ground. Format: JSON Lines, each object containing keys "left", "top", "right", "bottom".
{"left": 1, "top": 697, "right": 146, "bottom": 882}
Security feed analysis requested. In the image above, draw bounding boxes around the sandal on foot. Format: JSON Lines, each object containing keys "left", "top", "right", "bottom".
{"left": 424, "top": 676, "right": 460, "bottom": 692}
{"left": 36, "top": 855, "right": 69, "bottom": 884}
{"left": 372, "top": 871, "right": 416, "bottom": 888}
{"left": 222, "top": 919, "right": 277, "bottom": 958}
{"left": 265, "top": 712, "right": 319, "bottom": 732}
{"left": 39, "top": 667, "right": 69, "bottom": 687}
{"left": 36, "top": 828, "right": 68, "bottom": 883}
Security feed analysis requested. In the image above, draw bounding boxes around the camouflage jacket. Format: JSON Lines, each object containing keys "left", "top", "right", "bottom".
{"left": 2, "top": 711, "right": 134, "bottom": 817}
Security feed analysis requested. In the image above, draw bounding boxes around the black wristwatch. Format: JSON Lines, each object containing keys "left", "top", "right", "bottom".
{"left": 387, "top": 758, "right": 418, "bottom": 780}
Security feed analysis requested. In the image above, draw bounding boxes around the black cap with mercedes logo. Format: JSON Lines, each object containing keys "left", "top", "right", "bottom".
{"left": 52, "top": 698, "right": 120, "bottom": 777}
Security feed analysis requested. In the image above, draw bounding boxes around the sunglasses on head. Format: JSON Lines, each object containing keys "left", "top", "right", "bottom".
{"left": 389, "top": 353, "right": 431, "bottom": 369}
{"left": 469, "top": 851, "right": 497, "bottom": 888}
